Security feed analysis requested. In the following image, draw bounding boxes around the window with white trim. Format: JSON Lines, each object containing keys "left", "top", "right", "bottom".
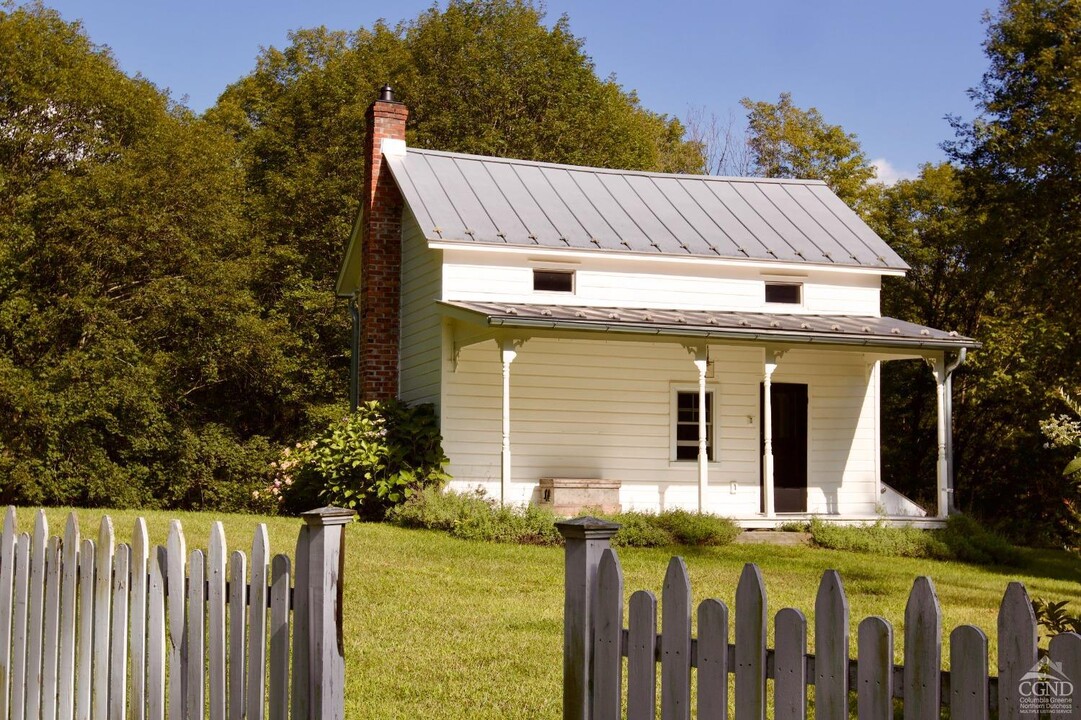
{"left": 672, "top": 389, "right": 715, "bottom": 461}
{"left": 765, "top": 282, "right": 802, "bottom": 304}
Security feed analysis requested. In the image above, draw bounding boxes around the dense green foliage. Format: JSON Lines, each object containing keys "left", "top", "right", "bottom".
{"left": 810, "top": 515, "right": 1022, "bottom": 566}
{"left": 389, "top": 489, "right": 741, "bottom": 547}
{"left": 0, "top": 4, "right": 294, "bottom": 509}
{"left": 277, "top": 401, "right": 448, "bottom": 519}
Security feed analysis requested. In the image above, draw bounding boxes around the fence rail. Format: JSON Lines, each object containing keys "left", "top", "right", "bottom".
{"left": 0, "top": 505, "right": 352, "bottom": 720}
{"left": 556, "top": 517, "right": 1081, "bottom": 720}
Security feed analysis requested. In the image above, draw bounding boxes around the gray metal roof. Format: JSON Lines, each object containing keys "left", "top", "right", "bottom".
{"left": 441, "top": 301, "right": 978, "bottom": 351}
{"left": 386, "top": 148, "right": 909, "bottom": 271}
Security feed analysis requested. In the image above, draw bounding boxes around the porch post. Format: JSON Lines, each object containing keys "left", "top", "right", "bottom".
{"left": 931, "top": 354, "right": 948, "bottom": 519}
{"left": 693, "top": 348, "right": 709, "bottom": 513}
{"left": 762, "top": 354, "right": 779, "bottom": 518}
{"left": 500, "top": 339, "right": 518, "bottom": 506}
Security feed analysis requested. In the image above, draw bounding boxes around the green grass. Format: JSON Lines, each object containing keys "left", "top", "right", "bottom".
{"left": 16, "top": 507, "right": 1081, "bottom": 719}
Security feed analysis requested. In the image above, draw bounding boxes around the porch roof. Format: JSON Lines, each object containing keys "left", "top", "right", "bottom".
{"left": 440, "top": 300, "right": 979, "bottom": 351}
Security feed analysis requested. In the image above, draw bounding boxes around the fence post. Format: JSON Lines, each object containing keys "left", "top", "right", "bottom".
{"left": 300, "top": 506, "right": 355, "bottom": 720}
{"left": 556, "top": 517, "right": 621, "bottom": 720}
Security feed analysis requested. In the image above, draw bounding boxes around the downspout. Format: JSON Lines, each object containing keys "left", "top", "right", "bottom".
{"left": 349, "top": 292, "right": 361, "bottom": 412}
{"left": 943, "top": 347, "right": 967, "bottom": 514}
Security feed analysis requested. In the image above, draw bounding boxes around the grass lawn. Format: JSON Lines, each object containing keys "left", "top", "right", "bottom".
{"left": 17, "top": 507, "right": 1081, "bottom": 719}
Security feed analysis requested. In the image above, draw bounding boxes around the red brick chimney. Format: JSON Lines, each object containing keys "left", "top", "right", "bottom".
{"left": 359, "top": 85, "right": 408, "bottom": 401}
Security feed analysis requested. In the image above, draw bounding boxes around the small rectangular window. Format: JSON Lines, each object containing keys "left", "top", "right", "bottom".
{"left": 533, "top": 269, "right": 575, "bottom": 293}
{"left": 674, "top": 391, "right": 714, "bottom": 461}
{"left": 765, "top": 283, "right": 801, "bottom": 304}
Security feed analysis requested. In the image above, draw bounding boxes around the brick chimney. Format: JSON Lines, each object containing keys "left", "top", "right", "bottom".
{"left": 359, "top": 85, "right": 408, "bottom": 401}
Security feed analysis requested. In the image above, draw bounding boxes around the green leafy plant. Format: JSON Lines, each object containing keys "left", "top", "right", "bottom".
{"left": 1032, "top": 597, "right": 1081, "bottom": 638}
{"left": 278, "top": 401, "right": 449, "bottom": 519}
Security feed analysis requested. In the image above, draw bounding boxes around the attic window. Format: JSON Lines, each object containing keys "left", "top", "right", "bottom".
{"left": 765, "top": 283, "right": 802, "bottom": 304}
{"left": 533, "top": 269, "right": 575, "bottom": 293}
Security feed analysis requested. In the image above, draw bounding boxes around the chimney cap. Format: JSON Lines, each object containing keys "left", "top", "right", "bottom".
{"left": 378, "top": 84, "right": 395, "bottom": 102}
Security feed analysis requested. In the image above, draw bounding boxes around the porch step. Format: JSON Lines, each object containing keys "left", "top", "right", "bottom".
{"left": 733, "top": 530, "right": 812, "bottom": 546}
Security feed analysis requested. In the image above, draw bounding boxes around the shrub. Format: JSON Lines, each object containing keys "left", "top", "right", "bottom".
{"left": 609, "top": 512, "right": 675, "bottom": 547}
{"left": 651, "top": 510, "right": 741, "bottom": 546}
{"left": 810, "top": 515, "right": 1022, "bottom": 566}
{"left": 277, "top": 400, "right": 449, "bottom": 519}
{"left": 388, "top": 487, "right": 561, "bottom": 545}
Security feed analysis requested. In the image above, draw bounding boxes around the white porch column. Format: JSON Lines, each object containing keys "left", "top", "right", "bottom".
{"left": 762, "top": 354, "right": 779, "bottom": 518}
{"left": 500, "top": 339, "right": 518, "bottom": 506}
{"left": 931, "top": 354, "right": 948, "bottom": 519}
{"left": 693, "top": 349, "right": 709, "bottom": 513}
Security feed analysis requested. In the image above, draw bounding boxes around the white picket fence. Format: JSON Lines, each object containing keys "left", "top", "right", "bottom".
{"left": 0, "top": 505, "right": 353, "bottom": 720}
{"left": 556, "top": 517, "right": 1081, "bottom": 720}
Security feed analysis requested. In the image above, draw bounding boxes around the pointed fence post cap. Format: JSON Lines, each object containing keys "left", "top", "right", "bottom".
{"left": 554, "top": 516, "right": 620, "bottom": 541}
{"left": 301, "top": 506, "right": 356, "bottom": 527}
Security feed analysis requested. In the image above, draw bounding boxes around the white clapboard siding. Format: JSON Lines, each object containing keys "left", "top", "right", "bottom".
{"left": 0, "top": 507, "right": 350, "bottom": 720}
{"left": 399, "top": 210, "right": 443, "bottom": 407}
{"left": 560, "top": 533, "right": 1081, "bottom": 720}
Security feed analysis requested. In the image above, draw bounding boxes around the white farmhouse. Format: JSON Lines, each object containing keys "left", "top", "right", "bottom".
{"left": 337, "top": 87, "right": 978, "bottom": 527}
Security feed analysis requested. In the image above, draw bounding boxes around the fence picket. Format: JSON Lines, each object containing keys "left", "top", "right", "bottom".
{"left": 147, "top": 547, "right": 166, "bottom": 720}
{"left": 593, "top": 549, "right": 623, "bottom": 720}
{"left": 92, "top": 517, "right": 115, "bottom": 720}
{"left": 130, "top": 520, "right": 149, "bottom": 720}
{"left": 735, "top": 563, "right": 767, "bottom": 720}
{"left": 903, "top": 576, "right": 941, "bottom": 720}
{"left": 247, "top": 526, "right": 270, "bottom": 720}
{"left": 11, "top": 533, "right": 29, "bottom": 720}
{"left": 166, "top": 520, "right": 187, "bottom": 720}
{"left": 774, "top": 608, "right": 806, "bottom": 720}
{"left": 1048, "top": 632, "right": 1081, "bottom": 720}
{"left": 26, "top": 511, "right": 48, "bottom": 720}
{"left": 269, "top": 555, "right": 291, "bottom": 720}
{"left": 228, "top": 550, "right": 247, "bottom": 720}
{"left": 696, "top": 599, "right": 728, "bottom": 720}
{"left": 997, "top": 582, "right": 1037, "bottom": 720}
{"left": 76, "top": 538, "right": 95, "bottom": 720}
{"left": 627, "top": 590, "right": 657, "bottom": 720}
{"left": 109, "top": 544, "right": 131, "bottom": 720}
{"left": 0, "top": 507, "right": 16, "bottom": 720}
{"left": 57, "top": 514, "right": 79, "bottom": 720}
{"left": 207, "top": 523, "right": 227, "bottom": 720}
{"left": 857, "top": 617, "right": 893, "bottom": 720}
{"left": 949, "top": 625, "right": 988, "bottom": 720}
{"left": 42, "top": 535, "right": 62, "bottom": 720}
{"left": 187, "top": 550, "right": 205, "bottom": 720}
{"left": 290, "top": 525, "right": 310, "bottom": 720}
{"left": 814, "top": 570, "right": 849, "bottom": 720}
{"left": 660, "top": 557, "right": 691, "bottom": 720}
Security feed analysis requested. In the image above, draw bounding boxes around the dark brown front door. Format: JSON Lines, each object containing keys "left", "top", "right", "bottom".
{"left": 760, "top": 383, "right": 808, "bottom": 513}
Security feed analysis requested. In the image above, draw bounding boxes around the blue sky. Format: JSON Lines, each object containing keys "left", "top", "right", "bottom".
{"left": 41, "top": 0, "right": 995, "bottom": 182}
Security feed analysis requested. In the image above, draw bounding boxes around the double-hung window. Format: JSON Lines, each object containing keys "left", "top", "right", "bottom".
{"left": 673, "top": 390, "right": 715, "bottom": 461}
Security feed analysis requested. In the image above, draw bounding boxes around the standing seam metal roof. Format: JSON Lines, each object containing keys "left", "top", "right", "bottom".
{"left": 385, "top": 148, "right": 909, "bottom": 271}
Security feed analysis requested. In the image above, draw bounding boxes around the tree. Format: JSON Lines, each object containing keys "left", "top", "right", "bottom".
{"left": 0, "top": 4, "right": 289, "bottom": 509}
{"left": 940, "top": 0, "right": 1081, "bottom": 542}
{"left": 207, "top": 0, "right": 704, "bottom": 443}
{"left": 684, "top": 105, "right": 754, "bottom": 176}
{"left": 742, "top": 93, "right": 878, "bottom": 212}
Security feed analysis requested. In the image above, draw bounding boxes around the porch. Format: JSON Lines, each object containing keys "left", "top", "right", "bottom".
{"left": 438, "top": 301, "right": 977, "bottom": 525}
